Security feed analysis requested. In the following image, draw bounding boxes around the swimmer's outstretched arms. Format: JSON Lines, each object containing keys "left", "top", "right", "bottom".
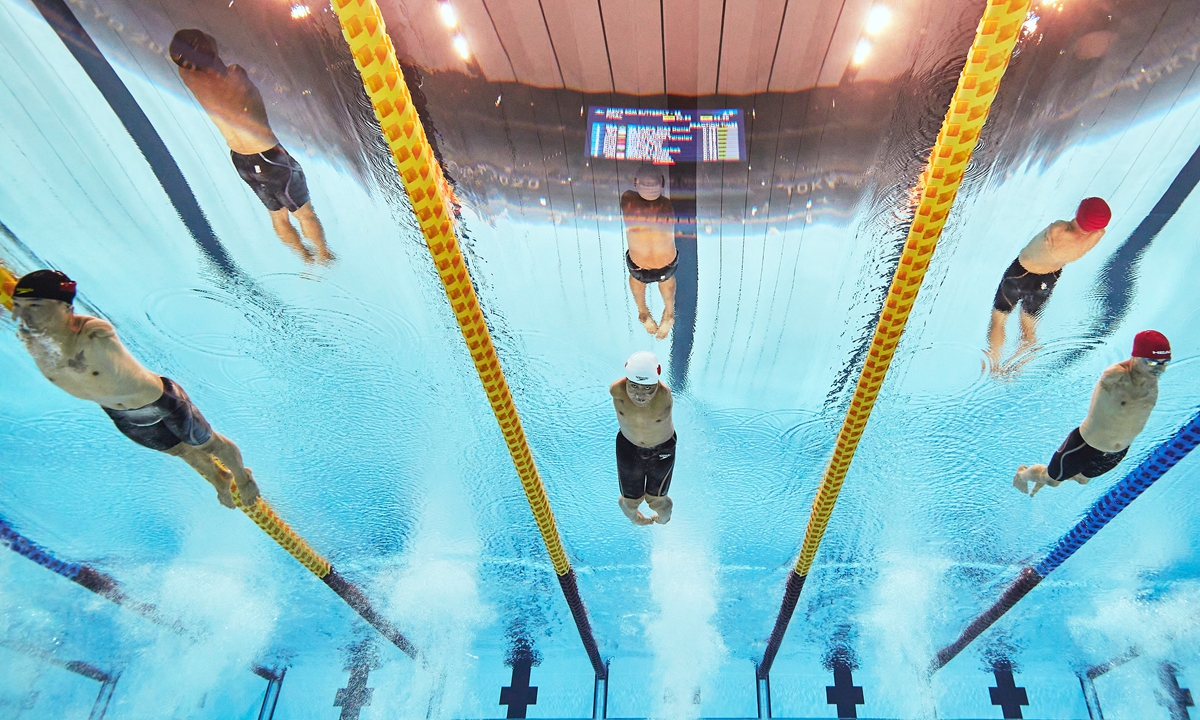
{"left": 610, "top": 351, "right": 675, "bottom": 525}
{"left": 1014, "top": 331, "right": 1170, "bottom": 497}
{"left": 10, "top": 270, "right": 259, "bottom": 508}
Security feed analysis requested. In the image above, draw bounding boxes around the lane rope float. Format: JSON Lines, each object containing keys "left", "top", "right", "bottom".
{"left": 757, "top": 0, "right": 1033, "bottom": 679}
{"left": 329, "top": 0, "right": 606, "bottom": 677}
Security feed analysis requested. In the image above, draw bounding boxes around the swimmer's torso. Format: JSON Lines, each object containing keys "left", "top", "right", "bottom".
{"left": 20, "top": 317, "right": 164, "bottom": 410}
{"left": 621, "top": 191, "right": 676, "bottom": 269}
{"left": 181, "top": 65, "right": 279, "bottom": 155}
{"left": 610, "top": 380, "right": 674, "bottom": 447}
{"left": 1079, "top": 361, "right": 1158, "bottom": 452}
{"left": 1018, "top": 221, "right": 1105, "bottom": 274}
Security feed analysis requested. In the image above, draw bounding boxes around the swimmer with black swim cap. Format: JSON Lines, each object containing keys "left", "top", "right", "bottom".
{"left": 11, "top": 270, "right": 260, "bottom": 509}
{"left": 170, "top": 29, "right": 334, "bottom": 265}
{"left": 609, "top": 351, "right": 676, "bottom": 525}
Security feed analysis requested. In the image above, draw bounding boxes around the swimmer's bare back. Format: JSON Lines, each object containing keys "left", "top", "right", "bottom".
{"left": 1079, "top": 360, "right": 1159, "bottom": 453}
{"left": 610, "top": 378, "right": 674, "bottom": 447}
{"left": 179, "top": 64, "right": 279, "bottom": 155}
{"left": 20, "top": 313, "right": 164, "bottom": 410}
{"left": 1017, "top": 220, "right": 1105, "bottom": 275}
{"left": 621, "top": 191, "right": 677, "bottom": 270}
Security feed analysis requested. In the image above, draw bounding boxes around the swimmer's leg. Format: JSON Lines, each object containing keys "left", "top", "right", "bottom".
{"left": 196, "top": 433, "right": 259, "bottom": 506}
{"left": 655, "top": 277, "right": 676, "bottom": 340}
{"left": 269, "top": 208, "right": 314, "bottom": 262}
{"left": 1014, "top": 464, "right": 1054, "bottom": 496}
{"left": 646, "top": 494, "right": 672, "bottom": 524}
{"left": 1017, "top": 310, "right": 1039, "bottom": 351}
{"left": 628, "top": 276, "right": 658, "bottom": 335}
{"left": 986, "top": 309, "right": 1009, "bottom": 372}
{"left": 294, "top": 202, "right": 334, "bottom": 264}
{"left": 167, "top": 442, "right": 236, "bottom": 508}
{"left": 618, "top": 496, "right": 655, "bottom": 526}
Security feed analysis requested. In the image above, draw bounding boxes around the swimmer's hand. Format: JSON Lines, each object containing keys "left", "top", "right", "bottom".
{"left": 236, "top": 468, "right": 261, "bottom": 507}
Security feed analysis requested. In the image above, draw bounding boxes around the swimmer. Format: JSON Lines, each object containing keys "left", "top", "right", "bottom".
{"left": 987, "top": 198, "right": 1111, "bottom": 372}
{"left": 1014, "top": 331, "right": 1169, "bottom": 497}
{"left": 610, "top": 351, "right": 675, "bottom": 525}
{"left": 170, "top": 29, "right": 334, "bottom": 265}
{"left": 11, "top": 270, "right": 260, "bottom": 509}
{"left": 621, "top": 165, "right": 677, "bottom": 340}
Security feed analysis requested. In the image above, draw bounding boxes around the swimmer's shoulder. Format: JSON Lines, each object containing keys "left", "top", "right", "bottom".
{"left": 609, "top": 378, "right": 626, "bottom": 399}
{"left": 77, "top": 316, "right": 116, "bottom": 340}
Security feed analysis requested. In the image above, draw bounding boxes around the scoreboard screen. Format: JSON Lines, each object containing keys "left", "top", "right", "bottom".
{"left": 586, "top": 107, "right": 745, "bottom": 164}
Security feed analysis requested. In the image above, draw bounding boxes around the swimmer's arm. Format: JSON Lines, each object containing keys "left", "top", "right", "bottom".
{"left": 610, "top": 380, "right": 627, "bottom": 416}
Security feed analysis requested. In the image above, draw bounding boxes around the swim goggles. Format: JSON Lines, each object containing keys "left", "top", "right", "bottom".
{"left": 1144, "top": 359, "right": 1169, "bottom": 367}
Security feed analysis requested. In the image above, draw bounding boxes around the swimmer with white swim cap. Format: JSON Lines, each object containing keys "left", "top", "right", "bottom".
{"left": 621, "top": 165, "right": 677, "bottom": 340}
{"left": 609, "top": 351, "right": 675, "bottom": 525}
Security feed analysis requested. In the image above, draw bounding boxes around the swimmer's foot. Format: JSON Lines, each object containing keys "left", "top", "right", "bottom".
{"left": 655, "top": 313, "right": 675, "bottom": 340}
{"left": 639, "top": 311, "right": 659, "bottom": 335}
{"left": 647, "top": 495, "right": 673, "bottom": 524}
{"left": 1012, "top": 465, "right": 1030, "bottom": 495}
{"left": 315, "top": 248, "right": 337, "bottom": 266}
{"left": 619, "top": 496, "right": 656, "bottom": 526}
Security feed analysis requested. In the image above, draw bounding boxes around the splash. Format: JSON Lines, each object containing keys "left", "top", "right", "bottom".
{"left": 646, "top": 519, "right": 728, "bottom": 720}
{"left": 371, "top": 475, "right": 492, "bottom": 719}
{"left": 860, "top": 550, "right": 948, "bottom": 719}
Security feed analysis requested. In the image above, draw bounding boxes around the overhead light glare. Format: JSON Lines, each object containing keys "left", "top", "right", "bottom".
{"left": 865, "top": 5, "right": 891, "bottom": 35}
{"left": 438, "top": 2, "right": 457, "bottom": 27}
{"left": 852, "top": 38, "right": 872, "bottom": 66}
{"left": 453, "top": 34, "right": 470, "bottom": 60}
{"left": 290, "top": 4, "right": 310, "bottom": 19}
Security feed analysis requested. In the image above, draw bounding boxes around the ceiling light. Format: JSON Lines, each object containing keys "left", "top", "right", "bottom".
{"left": 439, "top": 2, "right": 457, "bottom": 27}
{"left": 865, "top": 5, "right": 891, "bottom": 35}
{"left": 852, "top": 38, "right": 872, "bottom": 66}
{"left": 453, "top": 34, "right": 470, "bottom": 60}
{"left": 290, "top": 4, "right": 310, "bottom": 19}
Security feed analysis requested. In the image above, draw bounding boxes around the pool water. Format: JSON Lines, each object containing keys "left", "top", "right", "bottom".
{"left": 2, "top": 0, "right": 1200, "bottom": 718}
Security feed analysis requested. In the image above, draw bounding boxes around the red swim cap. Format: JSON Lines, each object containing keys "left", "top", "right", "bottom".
{"left": 1132, "top": 330, "right": 1170, "bottom": 361}
{"left": 1075, "top": 197, "right": 1111, "bottom": 232}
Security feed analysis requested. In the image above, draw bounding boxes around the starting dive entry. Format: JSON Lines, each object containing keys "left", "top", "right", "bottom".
{"left": 587, "top": 107, "right": 745, "bottom": 163}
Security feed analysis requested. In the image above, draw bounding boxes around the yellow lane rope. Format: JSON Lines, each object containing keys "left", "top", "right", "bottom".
{"left": 231, "top": 482, "right": 332, "bottom": 578}
{"left": 793, "top": 0, "right": 1031, "bottom": 576}
{"left": 330, "top": 0, "right": 570, "bottom": 576}
{"left": 1, "top": 263, "right": 16, "bottom": 311}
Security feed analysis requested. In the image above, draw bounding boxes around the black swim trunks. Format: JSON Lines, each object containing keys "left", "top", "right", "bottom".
{"left": 103, "top": 377, "right": 214, "bottom": 452}
{"left": 230, "top": 144, "right": 311, "bottom": 212}
{"left": 626, "top": 251, "right": 679, "bottom": 285}
{"left": 992, "top": 257, "right": 1061, "bottom": 316}
{"left": 616, "top": 431, "right": 676, "bottom": 499}
{"left": 1048, "top": 426, "right": 1128, "bottom": 482}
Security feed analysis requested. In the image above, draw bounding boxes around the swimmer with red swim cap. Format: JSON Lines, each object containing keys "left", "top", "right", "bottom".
{"left": 1014, "top": 330, "right": 1170, "bottom": 497}
{"left": 987, "top": 197, "right": 1111, "bottom": 373}
{"left": 10, "top": 270, "right": 260, "bottom": 509}
{"left": 609, "top": 351, "right": 675, "bottom": 525}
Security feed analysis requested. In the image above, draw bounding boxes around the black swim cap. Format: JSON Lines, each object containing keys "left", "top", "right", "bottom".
{"left": 170, "top": 29, "right": 219, "bottom": 70}
{"left": 14, "top": 270, "right": 76, "bottom": 304}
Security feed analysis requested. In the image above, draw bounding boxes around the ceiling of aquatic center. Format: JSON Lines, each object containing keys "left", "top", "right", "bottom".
{"left": 3, "top": 0, "right": 1200, "bottom": 716}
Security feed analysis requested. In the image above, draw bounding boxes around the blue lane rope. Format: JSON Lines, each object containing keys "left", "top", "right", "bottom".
{"left": 0, "top": 516, "right": 82, "bottom": 580}
{"left": 1035, "top": 409, "right": 1200, "bottom": 576}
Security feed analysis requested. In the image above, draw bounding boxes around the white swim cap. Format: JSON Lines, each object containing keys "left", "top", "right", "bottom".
{"left": 625, "top": 350, "right": 661, "bottom": 385}
{"left": 635, "top": 164, "right": 664, "bottom": 201}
